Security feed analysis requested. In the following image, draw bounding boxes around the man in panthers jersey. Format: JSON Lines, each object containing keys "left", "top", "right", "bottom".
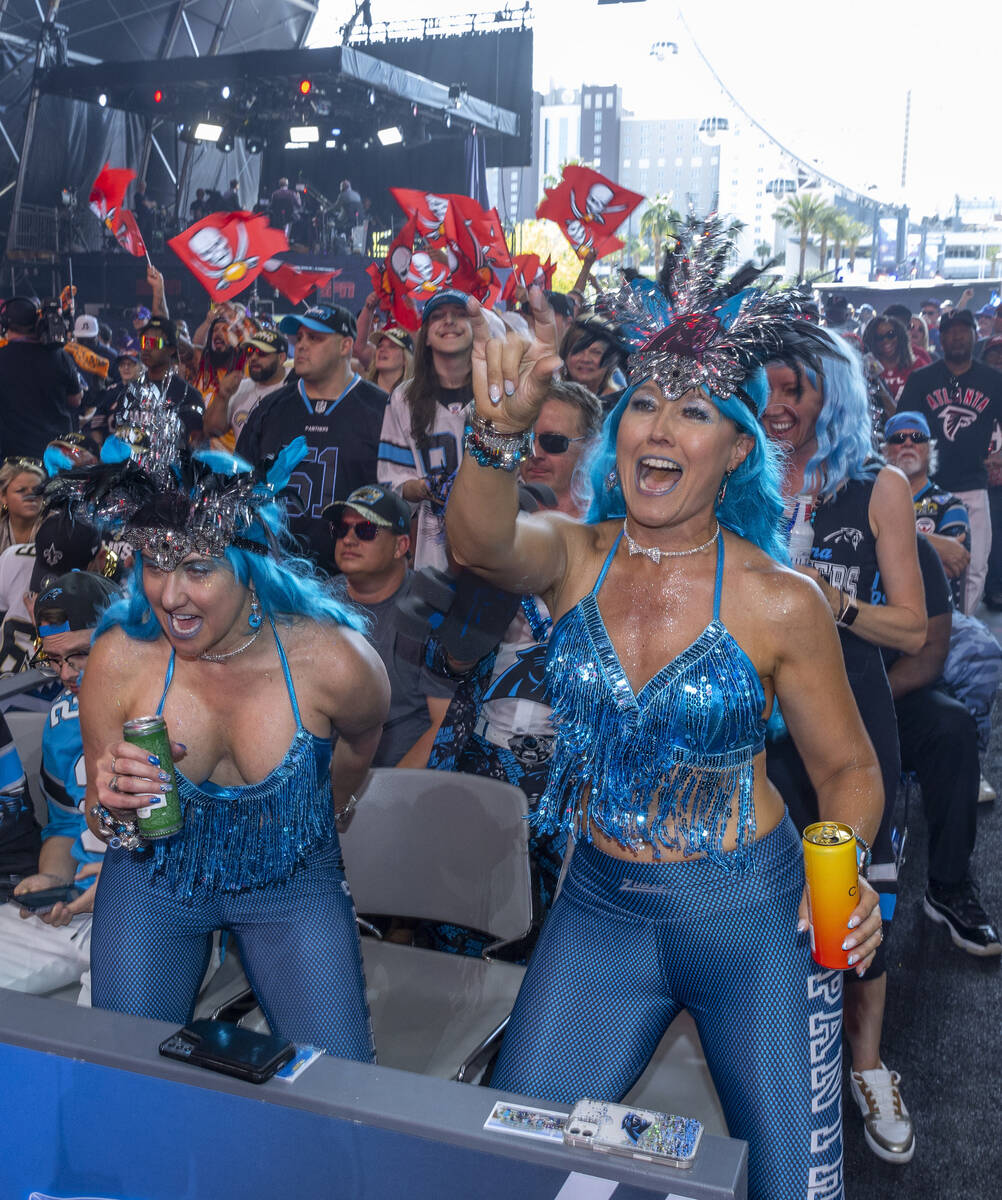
{"left": 0, "top": 572, "right": 118, "bottom": 998}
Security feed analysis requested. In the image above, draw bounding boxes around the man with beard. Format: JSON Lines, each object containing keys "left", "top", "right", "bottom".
{"left": 216, "top": 328, "right": 290, "bottom": 450}
{"left": 189, "top": 310, "right": 243, "bottom": 437}
{"left": 896, "top": 308, "right": 1002, "bottom": 612}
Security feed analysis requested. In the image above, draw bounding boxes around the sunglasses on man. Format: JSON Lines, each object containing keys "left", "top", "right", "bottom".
{"left": 332, "top": 518, "right": 382, "bottom": 542}
{"left": 532, "top": 431, "right": 587, "bottom": 456}
{"left": 140, "top": 333, "right": 168, "bottom": 351}
{"left": 886, "top": 431, "right": 929, "bottom": 445}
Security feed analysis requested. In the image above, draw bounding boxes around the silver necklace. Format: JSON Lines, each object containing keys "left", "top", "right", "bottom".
{"left": 198, "top": 626, "right": 261, "bottom": 663}
{"left": 622, "top": 519, "right": 719, "bottom": 563}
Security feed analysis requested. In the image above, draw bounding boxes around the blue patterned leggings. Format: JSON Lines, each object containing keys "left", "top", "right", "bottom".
{"left": 90, "top": 839, "right": 374, "bottom": 1062}
{"left": 491, "top": 816, "right": 844, "bottom": 1200}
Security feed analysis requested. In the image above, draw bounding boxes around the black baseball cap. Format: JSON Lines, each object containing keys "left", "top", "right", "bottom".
{"left": 35, "top": 571, "right": 120, "bottom": 635}
{"left": 139, "top": 315, "right": 178, "bottom": 347}
{"left": 375, "top": 325, "right": 414, "bottom": 353}
{"left": 422, "top": 289, "right": 470, "bottom": 325}
{"left": 939, "top": 308, "right": 976, "bottom": 334}
{"left": 245, "top": 328, "right": 288, "bottom": 354}
{"left": 323, "top": 484, "right": 410, "bottom": 534}
{"left": 279, "top": 304, "right": 356, "bottom": 339}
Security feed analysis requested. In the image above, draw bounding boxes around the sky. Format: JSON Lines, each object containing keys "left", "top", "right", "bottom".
{"left": 309, "top": 0, "right": 1000, "bottom": 218}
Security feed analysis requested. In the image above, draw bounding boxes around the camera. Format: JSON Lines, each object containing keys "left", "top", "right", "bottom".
{"left": 37, "top": 300, "right": 69, "bottom": 346}
{"left": 0, "top": 296, "right": 68, "bottom": 345}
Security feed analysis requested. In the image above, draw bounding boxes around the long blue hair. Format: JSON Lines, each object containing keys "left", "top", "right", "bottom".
{"left": 95, "top": 445, "right": 367, "bottom": 643}
{"left": 581, "top": 368, "right": 789, "bottom": 564}
{"left": 800, "top": 329, "right": 873, "bottom": 500}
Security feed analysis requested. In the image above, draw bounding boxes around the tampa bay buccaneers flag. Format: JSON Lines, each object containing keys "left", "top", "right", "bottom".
{"left": 169, "top": 211, "right": 288, "bottom": 301}
{"left": 537, "top": 165, "right": 643, "bottom": 261}
{"left": 390, "top": 188, "right": 452, "bottom": 247}
{"left": 365, "top": 216, "right": 422, "bottom": 331}
{"left": 107, "top": 207, "right": 147, "bottom": 259}
{"left": 88, "top": 164, "right": 135, "bottom": 223}
{"left": 445, "top": 197, "right": 511, "bottom": 307}
{"left": 501, "top": 253, "right": 559, "bottom": 304}
{"left": 262, "top": 259, "right": 339, "bottom": 307}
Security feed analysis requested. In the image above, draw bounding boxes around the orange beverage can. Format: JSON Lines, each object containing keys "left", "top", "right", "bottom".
{"left": 802, "top": 821, "right": 859, "bottom": 970}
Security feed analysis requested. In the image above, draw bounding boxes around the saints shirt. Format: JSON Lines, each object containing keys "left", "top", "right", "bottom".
{"left": 897, "top": 360, "right": 1002, "bottom": 493}
{"left": 236, "top": 374, "right": 388, "bottom": 566}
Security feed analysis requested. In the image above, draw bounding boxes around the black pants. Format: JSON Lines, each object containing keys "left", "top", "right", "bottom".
{"left": 985, "top": 485, "right": 1002, "bottom": 601}
{"left": 894, "top": 686, "right": 978, "bottom": 887}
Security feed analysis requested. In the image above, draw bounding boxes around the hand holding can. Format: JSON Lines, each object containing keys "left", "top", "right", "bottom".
{"left": 802, "top": 821, "right": 859, "bottom": 970}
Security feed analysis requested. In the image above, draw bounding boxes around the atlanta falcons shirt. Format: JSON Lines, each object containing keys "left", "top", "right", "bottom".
{"left": 236, "top": 374, "right": 388, "bottom": 567}
{"left": 896, "top": 360, "right": 1002, "bottom": 493}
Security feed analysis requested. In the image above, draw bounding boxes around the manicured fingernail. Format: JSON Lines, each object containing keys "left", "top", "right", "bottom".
{"left": 842, "top": 938, "right": 856, "bottom": 951}
{"left": 158, "top": 771, "right": 169, "bottom": 782}
{"left": 488, "top": 384, "right": 501, "bottom": 404}
{"left": 160, "top": 782, "right": 171, "bottom": 792}
{"left": 847, "top": 954, "right": 858, "bottom": 966}
{"left": 148, "top": 754, "right": 160, "bottom": 766}
{"left": 504, "top": 379, "right": 516, "bottom": 396}
{"left": 176, "top": 744, "right": 187, "bottom": 752}
{"left": 797, "top": 919, "right": 808, "bottom": 933}
{"left": 847, "top": 916, "right": 860, "bottom": 929}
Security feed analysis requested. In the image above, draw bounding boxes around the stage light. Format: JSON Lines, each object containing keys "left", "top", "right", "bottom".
{"left": 245, "top": 133, "right": 265, "bottom": 154}
{"left": 330, "top": 127, "right": 341, "bottom": 136}
{"left": 194, "top": 122, "right": 224, "bottom": 142}
{"left": 325, "top": 139, "right": 338, "bottom": 149}
{"left": 368, "top": 89, "right": 376, "bottom": 106}
{"left": 284, "top": 142, "right": 309, "bottom": 151}
{"left": 445, "top": 113, "right": 452, "bottom": 130}
{"left": 289, "top": 125, "right": 319, "bottom": 143}
{"left": 363, "top": 139, "right": 372, "bottom": 150}
{"left": 221, "top": 85, "right": 231, "bottom": 100}
{"left": 98, "top": 93, "right": 107, "bottom": 107}
{"left": 217, "top": 128, "right": 235, "bottom": 153}
{"left": 153, "top": 88, "right": 164, "bottom": 104}
{"left": 377, "top": 126, "right": 403, "bottom": 146}
{"left": 299, "top": 79, "right": 312, "bottom": 96}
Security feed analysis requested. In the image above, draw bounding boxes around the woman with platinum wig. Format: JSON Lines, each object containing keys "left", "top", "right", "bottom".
{"left": 446, "top": 219, "right": 884, "bottom": 1200}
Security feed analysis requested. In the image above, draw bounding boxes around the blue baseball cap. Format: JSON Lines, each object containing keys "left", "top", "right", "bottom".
{"left": 884, "top": 411, "right": 930, "bottom": 439}
{"left": 279, "top": 304, "right": 356, "bottom": 339}
{"left": 421, "top": 289, "right": 470, "bottom": 325}
{"left": 977, "top": 303, "right": 998, "bottom": 318}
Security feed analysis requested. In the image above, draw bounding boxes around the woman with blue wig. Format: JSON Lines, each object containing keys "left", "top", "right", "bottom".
{"left": 763, "top": 330, "right": 926, "bottom": 1164}
{"left": 68, "top": 385, "right": 389, "bottom": 1060}
{"left": 446, "top": 218, "right": 884, "bottom": 1200}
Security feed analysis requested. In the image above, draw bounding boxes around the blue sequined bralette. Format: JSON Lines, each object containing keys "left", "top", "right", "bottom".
{"left": 536, "top": 531, "right": 766, "bottom": 866}
{"left": 145, "top": 617, "right": 333, "bottom": 899}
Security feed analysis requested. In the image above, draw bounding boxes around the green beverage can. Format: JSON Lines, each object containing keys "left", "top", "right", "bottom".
{"left": 123, "top": 715, "right": 183, "bottom": 839}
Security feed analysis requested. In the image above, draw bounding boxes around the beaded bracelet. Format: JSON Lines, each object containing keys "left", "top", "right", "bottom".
{"left": 464, "top": 406, "right": 533, "bottom": 472}
{"left": 89, "top": 804, "right": 144, "bottom": 852}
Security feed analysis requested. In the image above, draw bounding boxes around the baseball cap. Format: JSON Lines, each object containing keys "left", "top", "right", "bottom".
{"left": 939, "top": 308, "right": 976, "bottom": 334}
{"left": 322, "top": 484, "right": 410, "bottom": 534}
{"left": 73, "top": 314, "right": 99, "bottom": 339}
{"left": 117, "top": 339, "right": 140, "bottom": 361}
{"left": 279, "top": 304, "right": 356, "bottom": 339}
{"left": 130, "top": 305, "right": 152, "bottom": 322}
{"left": 976, "top": 304, "right": 998, "bottom": 318}
{"left": 884, "top": 411, "right": 931, "bottom": 440}
{"left": 139, "top": 315, "right": 178, "bottom": 346}
{"left": 421, "top": 289, "right": 470, "bottom": 325}
{"left": 920, "top": 298, "right": 940, "bottom": 311}
{"left": 35, "top": 571, "right": 120, "bottom": 635}
{"left": 245, "top": 328, "right": 288, "bottom": 354}
{"left": 375, "top": 326, "right": 414, "bottom": 353}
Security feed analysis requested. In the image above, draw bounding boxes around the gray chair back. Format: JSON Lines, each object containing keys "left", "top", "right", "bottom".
{"left": 341, "top": 768, "right": 532, "bottom": 942}
{"left": 5, "top": 709, "right": 48, "bottom": 826}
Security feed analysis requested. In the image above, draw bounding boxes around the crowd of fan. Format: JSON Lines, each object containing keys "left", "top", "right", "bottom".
{"left": 0, "top": 263, "right": 999, "bottom": 1166}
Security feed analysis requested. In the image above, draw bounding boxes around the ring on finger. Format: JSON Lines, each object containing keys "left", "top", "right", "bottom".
{"left": 111, "top": 754, "right": 118, "bottom": 774}
{"left": 109, "top": 774, "right": 119, "bottom": 794}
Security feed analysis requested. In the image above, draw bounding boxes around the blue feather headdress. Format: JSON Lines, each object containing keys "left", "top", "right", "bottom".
{"left": 597, "top": 215, "right": 827, "bottom": 415}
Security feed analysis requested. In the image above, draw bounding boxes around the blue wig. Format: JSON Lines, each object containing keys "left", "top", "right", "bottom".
{"left": 95, "top": 442, "right": 368, "bottom": 643}
{"left": 582, "top": 369, "right": 789, "bottom": 564}
{"left": 799, "top": 329, "right": 873, "bottom": 500}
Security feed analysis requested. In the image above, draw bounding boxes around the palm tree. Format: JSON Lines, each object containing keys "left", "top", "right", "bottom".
{"left": 639, "top": 195, "right": 682, "bottom": 274}
{"left": 755, "top": 240, "right": 773, "bottom": 266}
{"left": 773, "top": 192, "right": 828, "bottom": 281}
{"left": 841, "top": 218, "right": 870, "bottom": 272}
{"left": 830, "top": 211, "right": 851, "bottom": 271}
{"left": 816, "top": 205, "right": 842, "bottom": 276}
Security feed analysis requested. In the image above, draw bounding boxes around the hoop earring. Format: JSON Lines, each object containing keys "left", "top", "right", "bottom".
{"left": 717, "top": 469, "right": 733, "bottom": 505}
{"left": 606, "top": 468, "right": 619, "bottom": 492}
{"left": 248, "top": 588, "right": 263, "bottom": 630}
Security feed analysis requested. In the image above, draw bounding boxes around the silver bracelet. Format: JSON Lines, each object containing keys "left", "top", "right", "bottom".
{"left": 337, "top": 793, "right": 360, "bottom": 823}
{"left": 464, "top": 404, "right": 533, "bottom": 472}
{"left": 90, "top": 804, "right": 144, "bottom": 852}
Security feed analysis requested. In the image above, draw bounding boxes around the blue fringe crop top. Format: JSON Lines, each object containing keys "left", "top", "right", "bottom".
{"left": 535, "top": 531, "right": 767, "bottom": 866}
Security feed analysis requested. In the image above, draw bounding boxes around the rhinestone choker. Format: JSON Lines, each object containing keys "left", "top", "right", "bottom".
{"left": 622, "top": 520, "right": 719, "bottom": 563}
{"left": 198, "top": 626, "right": 261, "bottom": 663}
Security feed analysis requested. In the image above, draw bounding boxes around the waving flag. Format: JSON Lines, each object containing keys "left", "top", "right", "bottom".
{"left": 537, "top": 165, "right": 643, "bottom": 261}
{"left": 365, "top": 217, "right": 422, "bottom": 331}
{"left": 169, "top": 211, "right": 288, "bottom": 301}
{"left": 390, "top": 188, "right": 452, "bottom": 247}
{"left": 88, "top": 164, "right": 136, "bottom": 223}
{"left": 262, "top": 259, "right": 340, "bottom": 306}
{"left": 446, "top": 197, "right": 511, "bottom": 307}
{"left": 107, "top": 207, "right": 147, "bottom": 258}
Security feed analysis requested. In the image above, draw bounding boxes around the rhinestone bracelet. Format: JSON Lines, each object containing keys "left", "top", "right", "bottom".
{"left": 90, "top": 804, "right": 145, "bottom": 851}
{"left": 464, "top": 406, "right": 533, "bottom": 473}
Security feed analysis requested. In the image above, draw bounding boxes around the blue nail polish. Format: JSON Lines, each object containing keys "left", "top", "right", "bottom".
{"left": 148, "top": 754, "right": 160, "bottom": 766}
{"left": 160, "top": 782, "right": 171, "bottom": 792}
{"left": 842, "top": 939, "right": 855, "bottom": 951}
{"left": 158, "top": 771, "right": 169, "bottom": 782}
{"left": 504, "top": 379, "right": 516, "bottom": 396}
{"left": 847, "top": 953, "right": 857, "bottom": 966}
{"left": 176, "top": 744, "right": 187, "bottom": 752}
{"left": 847, "top": 915, "right": 860, "bottom": 929}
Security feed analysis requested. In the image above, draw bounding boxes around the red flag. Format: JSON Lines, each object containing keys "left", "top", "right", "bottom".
{"left": 444, "top": 197, "right": 511, "bottom": 307}
{"left": 366, "top": 217, "right": 422, "bottom": 331}
{"left": 262, "top": 259, "right": 339, "bottom": 306}
{"left": 169, "top": 211, "right": 288, "bottom": 301}
{"left": 107, "top": 208, "right": 147, "bottom": 258}
{"left": 501, "top": 253, "right": 540, "bottom": 304}
{"left": 88, "top": 164, "right": 135, "bottom": 223}
{"left": 537, "top": 165, "right": 643, "bottom": 261}
{"left": 390, "top": 188, "right": 452, "bottom": 247}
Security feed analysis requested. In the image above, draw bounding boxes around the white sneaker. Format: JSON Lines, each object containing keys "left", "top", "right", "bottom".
{"left": 978, "top": 775, "right": 996, "bottom": 804}
{"left": 849, "top": 1063, "right": 915, "bottom": 1163}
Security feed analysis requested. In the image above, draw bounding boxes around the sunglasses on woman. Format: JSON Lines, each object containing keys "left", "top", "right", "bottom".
{"left": 886, "top": 431, "right": 929, "bottom": 445}
{"left": 332, "top": 519, "right": 381, "bottom": 541}
{"left": 533, "top": 431, "right": 587, "bottom": 456}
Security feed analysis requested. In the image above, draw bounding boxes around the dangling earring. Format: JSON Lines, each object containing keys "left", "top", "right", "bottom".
{"left": 248, "top": 587, "right": 263, "bottom": 630}
{"left": 606, "top": 467, "right": 619, "bottom": 492}
{"left": 717, "top": 469, "right": 733, "bottom": 505}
